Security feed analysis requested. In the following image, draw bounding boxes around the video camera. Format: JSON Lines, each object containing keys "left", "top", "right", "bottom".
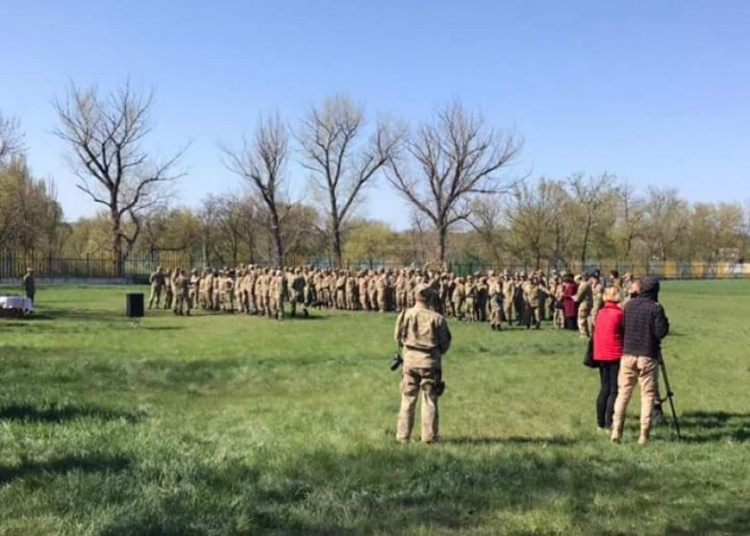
{"left": 389, "top": 352, "right": 403, "bottom": 371}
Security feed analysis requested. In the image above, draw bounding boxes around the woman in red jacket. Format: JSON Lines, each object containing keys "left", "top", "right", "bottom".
{"left": 593, "top": 286, "right": 624, "bottom": 429}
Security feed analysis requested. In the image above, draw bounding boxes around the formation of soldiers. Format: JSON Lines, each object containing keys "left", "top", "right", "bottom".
{"left": 147, "top": 264, "right": 627, "bottom": 334}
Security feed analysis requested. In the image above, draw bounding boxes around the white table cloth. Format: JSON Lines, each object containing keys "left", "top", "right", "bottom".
{"left": 0, "top": 295, "right": 33, "bottom": 313}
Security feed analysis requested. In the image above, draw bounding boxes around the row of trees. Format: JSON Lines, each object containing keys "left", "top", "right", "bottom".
{"left": 47, "top": 82, "right": 520, "bottom": 274}
{"left": 2, "top": 83, "right": 749, "bottom": 274}
{"left": 475, "top": 175, "right": 749, "bottom": 266}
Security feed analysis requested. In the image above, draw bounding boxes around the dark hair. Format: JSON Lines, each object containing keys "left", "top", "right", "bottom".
{"left": 610, "top": 270, "right": 619, "bottom": 278}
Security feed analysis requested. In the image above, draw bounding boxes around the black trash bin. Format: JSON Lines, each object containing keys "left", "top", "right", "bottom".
{"left": 126, "top": 293, "right": 145, "bottom": 318}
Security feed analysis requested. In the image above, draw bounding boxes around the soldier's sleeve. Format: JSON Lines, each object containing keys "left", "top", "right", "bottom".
{"left": 437, "top": 317, "right": 452, "bottom": 355}
{"left": 394, "top": 310, "right": 406, "bottom": 346}
{"left": 574, "top": 283, "right": 585, "bottom": 302}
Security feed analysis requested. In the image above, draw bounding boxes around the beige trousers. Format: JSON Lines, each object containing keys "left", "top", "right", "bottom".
{"left": 611, "top": 355, "right": 659, "bottom": 439}
{"left": 397, "top": 367, "right": 439, "bottom": 443}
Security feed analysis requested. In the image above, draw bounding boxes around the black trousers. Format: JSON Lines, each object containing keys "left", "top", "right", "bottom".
{"left": 597, "top": 361, "right": 620, "bottom": 428}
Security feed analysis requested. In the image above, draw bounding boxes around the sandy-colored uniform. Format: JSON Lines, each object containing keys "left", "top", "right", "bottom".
{"left": 502, "top": 278, "right": 515, "bottom": 325}
{"left": 590, "top": 280, "right": 604, "bottom": 328}
{"left": 148, "top": 269, "right": 166, "bottom": 309}
{"left": 523, "top": 280, "right": 549, "bottom": 329}
{"left": 488, "top": 278, "right": 503, "bottom": 329}
{"left": 394, "top": 299, "right": 452, "bottom": 443}
{"left": 452, "top": 279, "right": 466, "bottom": 319}
{"left": 575, "top": 279, "right": 593, "bottom": 337}
{"left": 173, "top": 272, "right": 191, "bottom": 315}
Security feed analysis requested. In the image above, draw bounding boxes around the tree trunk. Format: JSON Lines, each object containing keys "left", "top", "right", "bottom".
{"left": 581, "top": 216, "right": 591, "bottom": 265}
{"left": 331, "top": 214, "right": 343, "bottom": 268}
{"left": 437, "top": 225, "right": 448, "bottom": 262}
{"left": 111, "top": 216, "right": 124, "bottom": 278}
{"left": 271, "top": 210, "right": 284, "bottom": 267}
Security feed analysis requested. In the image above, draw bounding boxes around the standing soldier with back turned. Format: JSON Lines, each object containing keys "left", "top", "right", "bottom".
{"left": 148, "top": 266, "right": 166, "bottom": 309}
{"left": 394, "top": 284, "right": 452, "bottom": 444}
{"left": 22, "top": 268, "right": 36, "bottom": 306}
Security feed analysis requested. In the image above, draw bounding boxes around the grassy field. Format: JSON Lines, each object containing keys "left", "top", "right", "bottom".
{"left": 0, "top": 281, "right": 749, "bottom": 535}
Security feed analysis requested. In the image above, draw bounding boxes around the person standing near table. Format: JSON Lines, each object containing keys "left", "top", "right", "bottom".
{"left": 22, "top": 268, "right": 36, "bottom": 305}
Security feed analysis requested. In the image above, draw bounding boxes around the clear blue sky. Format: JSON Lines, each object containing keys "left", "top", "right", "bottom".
{"left": 2, "top": 1, "right": 749, "bottom": 228}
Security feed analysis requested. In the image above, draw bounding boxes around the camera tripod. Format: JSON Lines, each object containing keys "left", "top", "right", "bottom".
{"left": 658, "top": 354, "right": 681, "bottom": 440}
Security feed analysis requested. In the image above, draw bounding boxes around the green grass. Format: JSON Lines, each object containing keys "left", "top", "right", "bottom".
{"left": 1, "top": 281, "right": 749, "bottom": 535}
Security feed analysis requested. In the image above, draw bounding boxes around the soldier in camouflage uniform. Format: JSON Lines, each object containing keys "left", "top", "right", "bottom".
{"left": 394, "top": 284, "right": 452, "bottom": 444}
{"left": 452, "top": 277, "right": 466, "bottom": 320}
{"left": 465, "top": 275, "right": 477, "bottom": 322}
{"left": 590, "top": 272, "right": 604, "bottom": 329}
{"left": 502, "top": 272, "right": 515, "bottom": 326}
{"left": 289, "top": 268, "right": 308, "bottom": 317}
{"left": 476, "top": 276, "right": 489, "bottom": 322}
{"left": 488, "top": 274, "right": 503, "bottom": 331}
{"left": 173, "top": 269, "right": 191, "bottom": 316}
{"left": 574, "top": 273, "right": 594, "bottom": 338}
{"left": 148, "top": 266, "right": 166, "bottom": 309}
{"left": 163, "top": 269, "right": 175, "bottom": 310}
{"left": 187, "top": 269, "right": 199, "bottom": 309}
{"left": 523, "top": 274, "right": 549, "bottom": 329}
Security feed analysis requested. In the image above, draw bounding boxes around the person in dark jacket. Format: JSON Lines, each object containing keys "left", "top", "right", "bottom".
{"left": 561, "top": 275, "right": 579, "bottom": 330}
{"left": 593, "top": 287, "right": 624, "bottom": 430}
{"left": 610, "top": 277, "right": 670, "bottom": 444}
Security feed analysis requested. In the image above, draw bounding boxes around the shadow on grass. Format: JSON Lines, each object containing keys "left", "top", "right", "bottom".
{"left": 679, "top": 411, "right": 750, "bottom": 443}
{"left": 0, "top": 402, "right": 145, "bottom": 423}
{"left": 0, "top": 454, "right": 131, "bottom": 486}
{"left": 93, "top": 447, "right": 750, "bottom": 536}
{"left": 28, "top": 309, "right": 118, "bottom": 321}
{"left": 442, "top": 435, "right": 577, "bottom": 446}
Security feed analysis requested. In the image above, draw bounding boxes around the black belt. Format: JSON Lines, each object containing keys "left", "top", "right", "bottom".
{"left": 405, "top": 345, "right": 435, "bottom": 352}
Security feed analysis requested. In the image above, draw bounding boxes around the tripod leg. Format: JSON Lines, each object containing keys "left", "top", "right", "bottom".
{"left": 659, "top": 357, "right": 681, "bottom": 440}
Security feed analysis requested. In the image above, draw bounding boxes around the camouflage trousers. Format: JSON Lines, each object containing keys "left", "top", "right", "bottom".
{"left": 174, "top": 293, "right": 190, "bottom": 315}
{"left": 397, "top": 366, "right": 440, "bottom": 443}
{"left": 503, "top": 299, "right": 513, "bottom": 324}
{"left": 148, "top": 284, "right": 162, "bottom": 309}
{"left": 489, "top": 302, "right": 503, "bottom": 327}
{"left": 578, "top": 303, "right": 591, "bottom": 337}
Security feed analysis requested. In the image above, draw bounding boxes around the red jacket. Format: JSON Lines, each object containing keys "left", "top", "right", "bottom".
{"left": 562, "top": 282, "right": 578, "bottom": 318}
{"left": 593, "top": 302, "right": 624, "bottom": 361}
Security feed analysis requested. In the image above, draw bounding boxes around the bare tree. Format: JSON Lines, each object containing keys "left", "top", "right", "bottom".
{"left": 468, "top": 198, "right": 506, "bottom": 266}
{"left": 614, "top": 181, "right": 645, "bottom": 260}
{"left": 567, "top": 173, "right": 617, "bottom": 264}
{"left": 53, "top": 82, "right": 185, "bottom": 276}
{"left": 298, "top": 95, "right": 401, "bottom": 267}
{"left": 505, "top": 179, "right": 559, "bottom": 268}
{"left": 223, "top": 113, "right": 289, "bottom": 266}
{"left": 387, "top": 102, "right": 521, "bottom": 262}
{"left": 643, "top": 187, "right": 690, "bottom": 261}
{"left": 214, "top": 195, "right": 244, "bottom": 265}
{"left": 0, "top": 112, "right": 24, "bottom": 165}
{"left": 197, "top": 195, "right": 221, "bottom": 266}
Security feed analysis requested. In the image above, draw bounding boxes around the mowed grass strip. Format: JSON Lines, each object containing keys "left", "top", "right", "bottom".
{"left": 1, "top": 281, "right": 749, "bottom": 535}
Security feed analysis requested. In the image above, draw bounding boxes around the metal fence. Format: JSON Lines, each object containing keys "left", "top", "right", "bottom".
{"left": 1, "top": 250, "right": 748, "bottom": 281}
{"left": 0, "top": 251, "right": 191, "bottom": 280}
